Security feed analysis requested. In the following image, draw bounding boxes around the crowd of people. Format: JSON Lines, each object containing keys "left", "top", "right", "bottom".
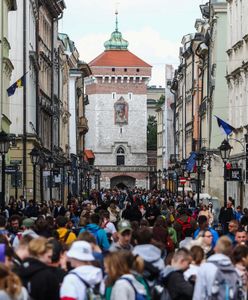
{"left": 0, "top": 189, "right": 248, "bottom": 300}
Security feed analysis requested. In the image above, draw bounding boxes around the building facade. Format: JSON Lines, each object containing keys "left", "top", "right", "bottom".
{"left": 85, "top": 13, "right": 152, "bottom": 189}
{"left": 0, "top": 0, "right": 16, "bottom": 205}
{"left": 226, "top": 0, "right": 248, "bottom": 207}
{"left": 8, "top": 0, "right": 66, "bottom": 202}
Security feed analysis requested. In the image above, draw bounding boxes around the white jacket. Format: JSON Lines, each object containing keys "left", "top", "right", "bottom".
{"left": 193, "top": 253, "right": 234, "bottom": 300}
{"left": 60, "top": 265, "right": 103, "bottom": 300}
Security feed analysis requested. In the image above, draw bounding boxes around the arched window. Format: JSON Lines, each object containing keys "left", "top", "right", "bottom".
{"left": 116, "top": 147, "right": 125, "bottom": 165}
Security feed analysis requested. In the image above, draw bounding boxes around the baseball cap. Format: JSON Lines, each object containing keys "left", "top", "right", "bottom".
{"left": 117, "top": 220, "right": 132, "bottom": 234}
{"left": 67, "top": 241, "right": 95, "bottom": 261}
{"left": 22, "top": 218, "right": 35, "bottom": 227}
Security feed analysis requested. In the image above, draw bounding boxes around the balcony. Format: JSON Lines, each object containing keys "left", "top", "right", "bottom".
{"left": 78, "top": 116, "right": 88, "bottom": 134}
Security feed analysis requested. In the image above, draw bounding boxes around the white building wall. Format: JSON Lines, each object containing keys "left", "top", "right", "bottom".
{"left": 8, "top": 0, "right": 37, "bottom": 135}
{"left": 69, "top": 75, "right": 77, "bottom": 155}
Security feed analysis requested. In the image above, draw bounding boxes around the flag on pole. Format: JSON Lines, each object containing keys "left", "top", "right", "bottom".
{"left": 7, "top": 73, "right": 26, "bottom": 97}
{"left": 215, "top": 115, "right": 235, "bottom": 136}
{"left": 186, "top": 152, "right": 197, "bottom": 172}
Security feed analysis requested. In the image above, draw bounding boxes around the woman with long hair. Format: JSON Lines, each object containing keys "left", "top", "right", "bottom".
{"left": 104, "top": 250, "right": 149, "bottom": 300}
{"left": 0, "top": 263, "right": 28, "bottom": 300}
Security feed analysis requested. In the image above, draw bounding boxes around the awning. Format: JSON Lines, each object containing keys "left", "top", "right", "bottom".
{"left": 84, "top": 149, "right": 95, "bottom": 166}
{"left": 84, "top": 149, "right": 95, "bottom": 159}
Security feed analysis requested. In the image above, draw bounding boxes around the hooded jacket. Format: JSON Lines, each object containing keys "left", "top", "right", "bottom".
{"left": 16, "top": 257, "right": 60, "bottom": 300}
{"left": 60, "top": 265, "right": 103, "bottom": 300}
{"left": 193, "top": 253, "right": 236, "bottom": 300}
{"left": 132, "top": 244, "right": 165, "bottom": 273}
{"left": 79, "top": 224, "right": 110, "bottom": 251}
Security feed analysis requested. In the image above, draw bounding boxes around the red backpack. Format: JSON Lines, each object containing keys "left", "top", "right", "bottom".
{"left": 176, "top": 216, "right": 192, "bottom": 239}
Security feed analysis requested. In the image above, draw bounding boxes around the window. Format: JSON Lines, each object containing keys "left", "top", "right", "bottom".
{"left": 112, "top": 68, "right": 115, "bottom": 72}
{"left": 128, "top": 92, "right": 133, "bottom": 100}
{"left": 136, "top": 68, "right": 140, "bottom": 72}
{"left": 116, "top": 147, "right": 125, "bottom": 165}
{"left": 112, "top": 92, "right": 116, "bottom": 100}
{"left": 124, "top": 68, "right": 127, "bottom": 72}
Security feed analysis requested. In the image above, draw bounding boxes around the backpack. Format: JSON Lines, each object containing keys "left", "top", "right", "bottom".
{"left": 176, "top": 216, "right": 192, "bottom": 239}
{"left": 119, "top": 277, "right": 147, "bottom": 300}
{"left": 70, "top": 272, "right": 102, "bottom": 300}
{"left": 151, "top": 270, "right": 176, "bottom": 300}
{"left": 208, "top": 261, "right": 244, "bottom": 300}
{"left": 143, "top": 259, "right": 161, "bottom": 282}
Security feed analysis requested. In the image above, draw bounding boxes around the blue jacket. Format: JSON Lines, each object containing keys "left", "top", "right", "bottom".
{"left": 79, "top": 224, "right": 110, "bottom": 251}
{"left": 193, "top": 227, "right": 219, "bottom": 247}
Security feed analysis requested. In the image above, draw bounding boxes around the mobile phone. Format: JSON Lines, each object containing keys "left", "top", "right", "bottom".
{"left": 0, "top": 244, "right": 6, "bottom": 263}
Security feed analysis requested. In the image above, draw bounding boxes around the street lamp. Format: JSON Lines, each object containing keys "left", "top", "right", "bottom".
{"left": 163, "top": 168, "right": 168, "bottom": 190}
{"left": 86, "top": 171, "right": 91, "bottom": 197}
{"left": 219, "top": 139, "right": 232, "bottom": 207}
{"left": 174, "top": 163, "right": 180, "bottom": 196}
{"left": 157, "top": 169, "right": 162, "bottom": 190}
{"left": 180, "top": 159, "right": 187, "bottom": 202}
{"left": 195, "top": 152, "right": 204, "bottom": 206}
{"left": 47, "top": 156, "right": 54, "bottom": 201}
{"left": 0, "top": 131, "right": 11, "bottom": 210}
{"left": 65, "top": 160, "right": 71, "bottom": 202}
{"left": 168, "top": 167, "right": 173, "bottom": 193}
{"left": 94, "top": 168, "right": 101, "bottom": 190}
{"left": 29, "top": 147, "right": 40, "bottom": 202}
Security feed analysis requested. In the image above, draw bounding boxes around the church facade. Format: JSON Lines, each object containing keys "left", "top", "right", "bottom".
{"left": 85, "top": 13, "right": 152, "bottom": 189}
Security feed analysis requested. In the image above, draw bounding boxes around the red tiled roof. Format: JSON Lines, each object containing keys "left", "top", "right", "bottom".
{"left": 89, "top": 50, "right": 152, "bottom": 68}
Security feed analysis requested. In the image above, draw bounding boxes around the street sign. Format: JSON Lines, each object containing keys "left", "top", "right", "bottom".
{"left": 226, "top": 168, "right": 242, "bottom": 181}
{"left": 11, "top": 171, "right": 22, "bottom": 188}
{"left": 5, "top": 165, "right": 18, "bottom": 174}
{"left": 179, "top": 177, "right": 187, "bottom": 185}
{"left": 10, "top": 160, "right": 22, "bottom": 165}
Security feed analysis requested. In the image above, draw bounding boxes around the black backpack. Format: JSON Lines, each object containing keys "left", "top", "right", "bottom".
{"left": 143, "top": 259, "right": 161, "bottom": 282}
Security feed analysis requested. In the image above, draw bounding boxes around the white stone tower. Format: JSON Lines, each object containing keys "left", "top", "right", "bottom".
{"left": 85, "top": 12, "right": 152, "bottom": 189}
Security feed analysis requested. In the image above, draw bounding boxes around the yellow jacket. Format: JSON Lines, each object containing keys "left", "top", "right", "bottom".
{"left": 57, "top": 227, "right": 76, "bottom": 245}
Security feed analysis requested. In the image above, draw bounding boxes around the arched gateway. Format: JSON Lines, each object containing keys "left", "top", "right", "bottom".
{"left": 110, "top": 175, "right": 136, "bottom": 189}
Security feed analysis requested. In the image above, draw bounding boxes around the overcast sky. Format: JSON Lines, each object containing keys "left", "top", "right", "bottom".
{"left": 60, "top": 0, "right": 205, "bottom": 87}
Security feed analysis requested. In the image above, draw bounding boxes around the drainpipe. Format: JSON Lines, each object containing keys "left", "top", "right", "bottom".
{"left": 184, "top": 64, "right": 187, "bottom": 158}
{"left": 35, "top": 9, "right": 39, "bottom": 136}
{"left": 170, "top": 86, "right": 177, "bottom": 160}
{"left": 51, "top": 19, "right": 54, "bottom": 153}
{"left": 192, "top": 50, "right": 195, "bottom": 151}
{"left": 23, "top": 0, "right": 27, "bottom": 196}
{"left": 0, "top": 0, "right": 3, "bottom": 129}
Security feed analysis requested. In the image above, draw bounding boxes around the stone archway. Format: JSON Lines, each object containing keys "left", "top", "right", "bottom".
{"left": 110, "top": 175, "right": 136, "bottom": 189}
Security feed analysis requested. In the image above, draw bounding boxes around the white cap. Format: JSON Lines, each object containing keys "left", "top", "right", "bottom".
{"left": 67, "top": 241, "right": 95, "bottom": 261}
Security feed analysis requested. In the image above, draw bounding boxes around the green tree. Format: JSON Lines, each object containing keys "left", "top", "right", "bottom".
{"left": 147, "top": 115, "right": 157, "bottom": 150}
{"left": 156, "top": 94, "right": 165, "bottom": 108}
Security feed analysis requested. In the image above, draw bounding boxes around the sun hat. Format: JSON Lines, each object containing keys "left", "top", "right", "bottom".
{"left": 117, "top": 220, "right": 132, "bottom": 234}
{"left": 67, "top": 241, "right": 95, "bottom": 261}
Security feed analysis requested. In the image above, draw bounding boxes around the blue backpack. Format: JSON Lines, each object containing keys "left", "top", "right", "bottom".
{"left": 120, "top": 277, "right": 147, "bottom": 300}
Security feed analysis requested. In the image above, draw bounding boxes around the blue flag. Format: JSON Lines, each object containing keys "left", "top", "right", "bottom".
{"left": 7, "top": 73, "right": 26, "bottom": 97}
{"left": 215, "top": 116, "right": 235, "bottom": 136}
{"left": 186, "top": 152, "right": 197, "bottom": 172}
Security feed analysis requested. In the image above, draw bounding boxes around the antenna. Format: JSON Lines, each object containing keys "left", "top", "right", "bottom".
{"left": 115, "top": 1, "right": 120, "bottom": 31}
